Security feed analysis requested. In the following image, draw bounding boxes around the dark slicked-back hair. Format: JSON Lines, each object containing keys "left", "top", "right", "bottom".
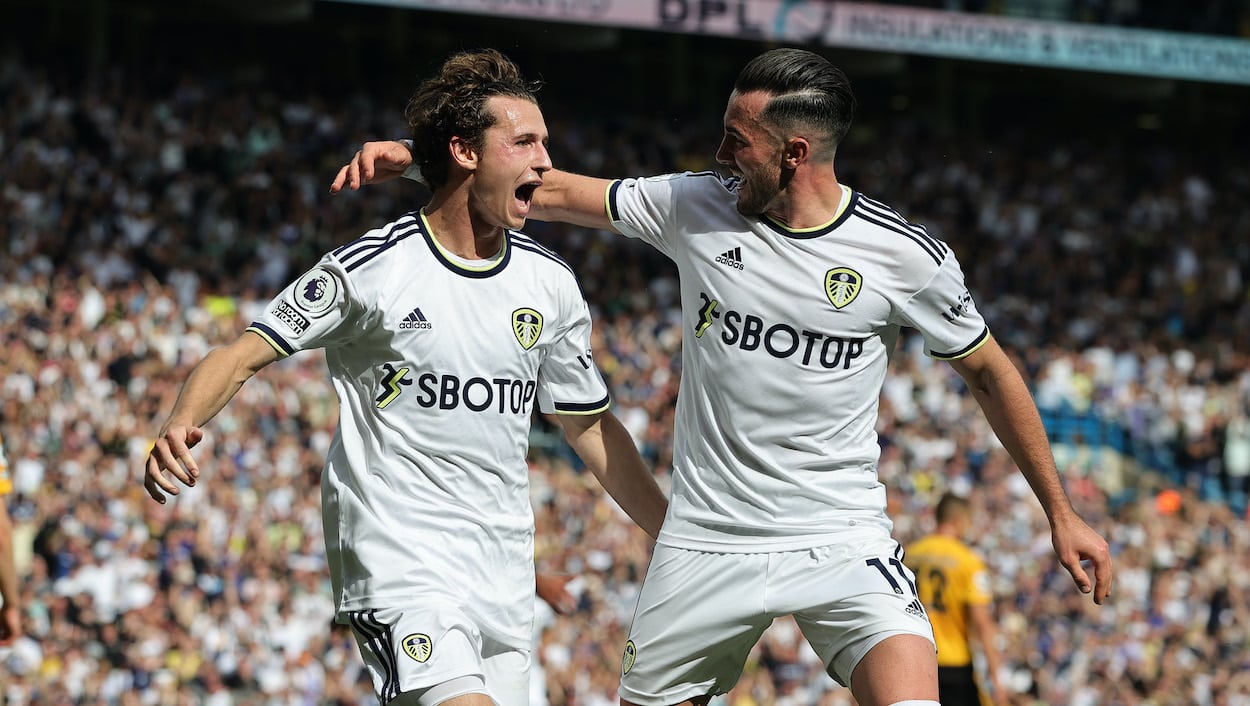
{"left": 733, "top": 48, "right": 856, "bottom": 154}
{"left": 404, "top": 49, "right": 542, "bottom": 190}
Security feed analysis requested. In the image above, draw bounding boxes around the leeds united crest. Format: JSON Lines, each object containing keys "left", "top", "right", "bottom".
{"left": 513, "top": 308, "right": 543, "bottom": 350}
{"left": 401, "top": 633, "right": 432, "bottom": 663}
{"left": 824, "top": 267, "right": 862, "bottom": 309}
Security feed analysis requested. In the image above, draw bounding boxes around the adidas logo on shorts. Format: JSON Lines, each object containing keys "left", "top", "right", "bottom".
{"left": 905, "top": 598, "right": 927, "bottom": 617}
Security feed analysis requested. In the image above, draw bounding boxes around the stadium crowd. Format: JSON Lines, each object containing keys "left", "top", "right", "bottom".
{"left": 1, "top": 40, "right": 1249, "bottom": 706}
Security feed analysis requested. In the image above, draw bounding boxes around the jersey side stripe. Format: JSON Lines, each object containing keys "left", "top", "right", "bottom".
{"left": 350, "top": 611, "right": 399, "bottom": 703}
{"left": 332, "top": 233, "right": 388, "bottom": 258}
{"left": 852, "top": 210, "right": 944, "bottom": 266}
{"left": 342, "top": 222, "right": 423, "bottom": 273}
{"left": 333, "top": 212, "right": 419, "bottom": 257}
{"left": 509, "top": 231, "right": 564, "bottom": 263}
{"left": 335, "top": 220, "right": 419, "bottom": 265}
{"left": 510, "top": 236, "right": 575, "bottom": 277}
{"left": 683, "top": 169, "right": 738, "bottom": 192}
{"left": 246, "top": 323, "right": 294, "bottom": 357}
{"left": 858, "top": 196, "right": 948, "bottom": 255}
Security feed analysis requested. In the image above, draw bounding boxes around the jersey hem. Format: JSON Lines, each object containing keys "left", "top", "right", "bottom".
{"left": 930, "top": 326, "right": 990, "bottom": 360}
{"left": 550, "top": 396, "right": 610, "bottom": 415}
{"left": 656, "top": 522, "right": 893, "bottom": 553}
{"left": 618, "top": 684, "right": 722, "bottom": 706}
{"left": 245, "top": 324, "right": 293, "bottom": 357}
{"left": 334, "top": 596, "right": 532, "bottom": 650}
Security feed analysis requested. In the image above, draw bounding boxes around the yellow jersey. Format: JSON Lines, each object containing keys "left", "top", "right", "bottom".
{"left": 904, "top": 533, "right": 992, "bottom": 667}
{"left": 0, "top": 431, "right": 11, "bottom": 496}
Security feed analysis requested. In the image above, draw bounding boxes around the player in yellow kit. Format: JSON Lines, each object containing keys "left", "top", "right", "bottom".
{"left": 905, "top": 493, "right": 1007, "bottom": 706}
{"left": 0, "top": 431, "right": 20, "bottom": 645}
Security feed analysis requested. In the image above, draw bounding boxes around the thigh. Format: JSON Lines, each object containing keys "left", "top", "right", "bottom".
{"left": 849, "top": 633, "right": 939, "bottom": 706}
{"left": 782, "top": 538, "right": 935, "bottom": 687}
{"left": 619, "top": 545, "right": 772, "bottom": 706}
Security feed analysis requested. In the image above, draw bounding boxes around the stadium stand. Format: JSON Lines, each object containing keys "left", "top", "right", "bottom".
{"left": 0, "top": 1, "right": 1248, "bottom": 704}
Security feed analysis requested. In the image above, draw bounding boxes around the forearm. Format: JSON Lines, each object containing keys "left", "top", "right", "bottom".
{"left": 163, "top": 336, "right": 273, "bottom": 431}
{"left": 970, "top": 605, "right": 1004, "bottom": 683}
{"left": 531, "top": 170, "right": 617, "bottom": 231}
{"left": 963, "top": 359, "right": 1076, "bottom": 524}
{"left": 563, "top": 413, "right": 668, "bottom": 539}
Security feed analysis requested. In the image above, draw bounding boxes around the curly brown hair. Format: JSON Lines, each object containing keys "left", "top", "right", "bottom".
{"left": 404, "top": 48, "right": 543, "bottom": 190}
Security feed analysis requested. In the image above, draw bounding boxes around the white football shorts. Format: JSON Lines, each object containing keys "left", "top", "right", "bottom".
{"left": 618, "top": 535, "right": 936, "bottom": 705}
{"left": 348, "top": 604, "right": 530, "bottom": 706}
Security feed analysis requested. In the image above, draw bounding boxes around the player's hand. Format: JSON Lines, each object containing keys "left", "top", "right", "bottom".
{"left": 989, "top": 675, "right": 1011, "bottom": 706}
{"left": 536, "top": 573, "right": 578, "bottom": 614}
{"left": 0, "top": 604, "right": 20, "bottom": 646}
{"left": 1051, "top": 514, "right": 1113, "bottom": 604}
{"left": 144, "top": 425, "right": 205, "bottom": 504}
{"left": 329, "top": 140, "right": 413, "bottom": 194}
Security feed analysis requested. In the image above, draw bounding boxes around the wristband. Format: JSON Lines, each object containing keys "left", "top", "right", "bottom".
{"left": 399, "top": 139, "right": 427, "bottom": 185}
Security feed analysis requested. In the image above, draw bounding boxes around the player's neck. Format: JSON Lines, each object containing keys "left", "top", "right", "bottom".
{"left": 422, "top": 196, "right": 505, "bottom": 260}
{"left": 765, "top": 173, "right": 845, "bottom": 230}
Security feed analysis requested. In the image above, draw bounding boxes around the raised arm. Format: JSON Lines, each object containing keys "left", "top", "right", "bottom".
{"left": 328, "top": 140, "right": 619, "bottom": 231}
{"left": 532, "top": 170, "right": 617, "bottom": 230}
{"left": 143, "top": 331, "right": 281, "bottom": 503}
{"left": 948, "top": 336, "right": 1113, "bottom": 604}
{"left": 557, "top": 411, "right": 668, "bottom": 539}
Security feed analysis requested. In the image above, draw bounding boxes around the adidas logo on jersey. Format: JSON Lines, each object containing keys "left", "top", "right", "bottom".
{"left": 905, "top": 598, "right": 927, "bottom": 617}
{"left": 715, "top": 247, "right": 744, "bottom": 270}
{"left": 399, "top": 307, "right": 433, "bottom": 330}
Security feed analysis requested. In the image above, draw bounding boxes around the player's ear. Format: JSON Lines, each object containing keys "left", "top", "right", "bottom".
{"left": 782, "top": 137, "right": 809, "bottom": 169}
{"left": 449, "top": 136, "right": 478, "bottom": 172}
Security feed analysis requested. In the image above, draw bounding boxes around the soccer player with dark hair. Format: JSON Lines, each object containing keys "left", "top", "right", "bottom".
{"left": 906, "top": 493, "right": 1009, "bottom": 705}
{"left": 145, "top": 48, "right": 667, "bottom": 706}
{"left": 331, "top": 46, "right": 1112, "bottom": 706}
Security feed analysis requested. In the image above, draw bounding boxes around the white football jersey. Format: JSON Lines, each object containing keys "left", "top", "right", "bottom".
{"left": 608, "top": 172, "right": 989, "bottom": 552}
{"left": 247, "top": 210, "right": 609, "bottom": 648}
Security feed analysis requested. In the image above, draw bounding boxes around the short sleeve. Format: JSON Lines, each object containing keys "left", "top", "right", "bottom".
{"left": 607, "top": 174, "right": 684, "bottom": 258}
{"left": 896, "top": 255, "right": 989, "bottom": 360}
{"left": 535, "top": 295, "right": 610, "bottom": 416}
{"left": 246, "top": 256, "right": 365, "bottom": 356}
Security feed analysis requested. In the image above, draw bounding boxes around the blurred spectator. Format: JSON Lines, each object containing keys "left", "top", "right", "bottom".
{"left": 0, "top": 29, "right": 1248, "bottom": 705}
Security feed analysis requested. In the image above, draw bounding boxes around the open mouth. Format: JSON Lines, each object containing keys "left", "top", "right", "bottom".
{"left": 515, "top": 183, "right": 539, "bottom": 204}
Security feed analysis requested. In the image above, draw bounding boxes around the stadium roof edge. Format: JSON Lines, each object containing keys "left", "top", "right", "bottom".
{"left": 320, "top": 0, "right": 1250, "bottom": 87}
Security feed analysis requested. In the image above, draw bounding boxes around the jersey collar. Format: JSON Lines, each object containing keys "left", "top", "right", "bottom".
{"left": 418, "top": 209, "right": 512, "bottom": 278}
{"left": 760, "top": 184, "right": 857, "bottom": 239}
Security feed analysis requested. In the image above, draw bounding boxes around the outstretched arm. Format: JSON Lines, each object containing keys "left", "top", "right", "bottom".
{"left": 143, "top": 331, "right": 281, "bottom": 503}
{"left": 328, "top": 140, "right": 619, "bottom": 231}
{"left": 557, "top": 411, "right": 667, "bottom": 539}
{"left": 949, "top": 336, "right": 1113, "bottom": 604}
